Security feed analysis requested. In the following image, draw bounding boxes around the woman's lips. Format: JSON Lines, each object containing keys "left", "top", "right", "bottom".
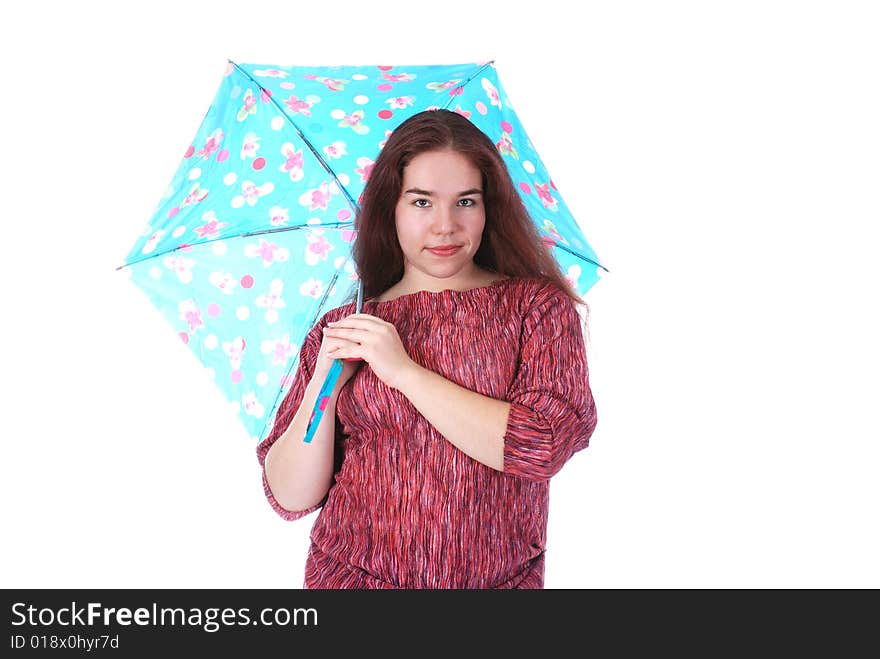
{"left": 427, "top": 245, "right": 461, "bottom": 257}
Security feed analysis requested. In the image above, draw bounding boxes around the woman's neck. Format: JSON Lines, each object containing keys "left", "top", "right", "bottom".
{"left": 376, "top": 267, "right": 505, "bottom": 302}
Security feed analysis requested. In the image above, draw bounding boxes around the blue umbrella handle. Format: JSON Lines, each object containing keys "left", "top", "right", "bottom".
{"left": 303, "top": 358, "right": 343, "bottom": 444}
{"left": 302, "top": 281, "right": 363, "bottom": 443}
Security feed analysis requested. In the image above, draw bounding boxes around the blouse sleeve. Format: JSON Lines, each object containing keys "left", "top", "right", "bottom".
{"left": 255, "top": 315, "right": 345, "bottom": 521}
{"left": 502, "top": 283, "right": 597, "bottom": 481}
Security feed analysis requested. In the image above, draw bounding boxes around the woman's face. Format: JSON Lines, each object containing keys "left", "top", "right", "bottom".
{"left": 394, "top": 149, "right": 486, "bottom": 288}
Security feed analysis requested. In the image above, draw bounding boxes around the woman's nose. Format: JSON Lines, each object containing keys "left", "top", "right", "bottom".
{"left": 431, "top": 206, "right": 455, "bottom": 232}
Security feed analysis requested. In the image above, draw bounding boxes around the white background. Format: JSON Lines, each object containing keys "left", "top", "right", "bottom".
{"left": 1, "top": 0, "right": 877, "bottom": 589}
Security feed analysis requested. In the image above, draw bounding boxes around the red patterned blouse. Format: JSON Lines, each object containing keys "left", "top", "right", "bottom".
{"left": 256, "top": 276, "right": 597, "bottom": 588}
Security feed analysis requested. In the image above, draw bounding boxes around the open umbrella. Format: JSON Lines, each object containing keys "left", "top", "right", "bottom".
{"left": 117, "top": 59, "right": 606, "bottom": 443}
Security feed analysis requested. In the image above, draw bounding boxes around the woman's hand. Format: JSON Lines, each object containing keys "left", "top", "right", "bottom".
{"left": 312, "top": 326, "right": 364, "bottom": 390}
{"left": 322, "top": 314, "right": 418, "bottom": 391}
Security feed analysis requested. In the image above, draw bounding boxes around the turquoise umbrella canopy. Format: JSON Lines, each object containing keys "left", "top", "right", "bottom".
{"left": 119, "top": 60, "right": 606, "bottom": 441}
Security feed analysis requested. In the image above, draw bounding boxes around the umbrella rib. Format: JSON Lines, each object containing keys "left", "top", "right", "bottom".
{"left": 115, "top": 222, "right": 355, "bottom": 270}
{"left": 240, "top": 223, "right": 353, "bottom": 237}
{"left": 441, "top": 60, "right": 496, "bottom": 110}
{"left": 438, "top": 61, "right": 610, "bottom": 275}
{"left": 228, "top": 60, "right": 360, "bottom": 214}
{"left": 257, "top": 268, "right": 343, "bottom": 442}
{"left": 231, "top": 61, "right": 370, "bottom": 442}
{"left": 553, "top": 242, "right": 610, "bottom": 272}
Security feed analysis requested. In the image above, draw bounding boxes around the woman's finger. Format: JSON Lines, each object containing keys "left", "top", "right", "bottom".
{"left": 323, "top": 327, "right": 369, "bottom": 340}
{"left": 327, "top": 313, "right": 388, "bottom": 329}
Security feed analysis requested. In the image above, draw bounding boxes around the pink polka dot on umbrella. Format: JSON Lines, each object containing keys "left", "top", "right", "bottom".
{"left": 378, "top": 65, "right": 393, "bottom": 71}
{"left": 179, "top": 332, "right": 189, "bottom": 344}
{"left": 337, "top": 209, "right": 351, "bottom": 221}
{"left": 253, "top": 157, "right": 266, "bottom": 170}
{"left": 231, "top": 370, "right": 243, "bottom": 384}
{"left": 501, "top": 121, "right": 513, "bottom": 134}
{"left": 377, "top": 83, "right": 393, "bottom": 92}
{"left": 207, "top": 303, "right": 221, "bottom": 317}
{"left": 476, "top": 101, "right": 488, "bottom": 115}
{"left": 378, "top": 109, "right": 393, "bottom": 120}
{"left": 168, "top": 207, "right": 180, "bottom": 219}
{"left": 519, "top": 182, "right": 532, "bottom": 194}
{"left": 184, "top": 145, "right": 195, "bottom": 158}
{"left": 217, "top": 149, "right": 230, "bottom": 163}
{"left": 240, "top": 274, "right": 254, "bottom": 288}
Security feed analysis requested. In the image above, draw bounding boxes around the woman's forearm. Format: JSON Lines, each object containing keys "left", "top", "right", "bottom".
{"left": 396, "top": 363, "right": 511, "bottom": 471}
{"left": 263, "top": 376, "right": 340, "bottom": 512}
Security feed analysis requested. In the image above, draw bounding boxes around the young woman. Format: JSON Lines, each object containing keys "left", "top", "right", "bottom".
{"left": 257, "top": 109, "right": 597, "bottom": 589}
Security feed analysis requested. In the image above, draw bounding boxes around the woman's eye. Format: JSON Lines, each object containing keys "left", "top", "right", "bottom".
{"left": 458, "top": 199, "right": 474, "bottom": 207}
{"left": 414, "top": 199, "right": 430, "bottom": 208}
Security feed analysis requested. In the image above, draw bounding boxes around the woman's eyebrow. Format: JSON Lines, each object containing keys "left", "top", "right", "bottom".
{"left": 403, "top": 188, "right": 483, "bottom": 196}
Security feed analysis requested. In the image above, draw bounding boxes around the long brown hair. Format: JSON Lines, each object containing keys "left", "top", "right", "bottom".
{"left": 350, "top": 109, "right": 584, "bottom": 306}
